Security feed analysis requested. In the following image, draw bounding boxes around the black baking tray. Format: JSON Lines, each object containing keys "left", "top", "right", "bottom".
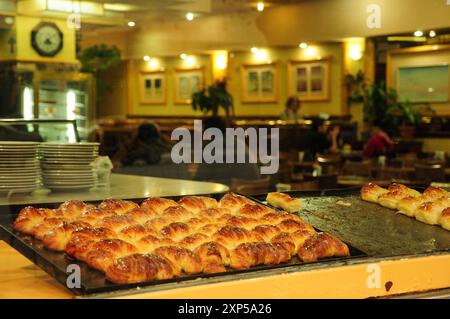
{"left": 0, "top": 192, "right": 367, "bottom": 296}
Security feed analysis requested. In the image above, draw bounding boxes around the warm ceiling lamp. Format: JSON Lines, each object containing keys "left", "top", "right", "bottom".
{"left": 257, "top": 2, "right": 264, "bottom": 12}
{"left": 251, "top": 47, "right": 259, "bottom": 53}
{"left": 186, "top": 12, "right": 194, "bottom": 21}
{"left": 143, "top": 55, "right": 150, "bottom": 61}
{"left": 180, "top": 53, "right": 187, "bottom": 59}
{"left": 429, "top": 30, "right": 436, "bottom": 37}
{"left": 299, "top": 42, "right": 308, "bottom": 49}
{"left": 127, "top": 21, "right": 135, "bottom": 27}
{"left": 414, "top": 30, "right": 423, "bottom": 37}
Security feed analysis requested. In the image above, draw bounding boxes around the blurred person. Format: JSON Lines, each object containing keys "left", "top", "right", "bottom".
{"left": 363, "top": 126, "right": 395, "bottom": 158}
{"left": 113, "top": 122, "right": 171, "bottom": 167}
{"left": 301, "top": 118, "right": 340, "bottom": 160}
{"left": 280, "top": 96, "right": 301, "bottom": 121}
{"left": 194, "top": 116, "right": 261, "bottom": 186}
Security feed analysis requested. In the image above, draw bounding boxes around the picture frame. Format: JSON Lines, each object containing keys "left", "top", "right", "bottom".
{"left": 174, "top": 67, "right": 205, "bottom": 104}
{"left": 397, "top": 64, "right": 449, "bottom": 103}
{"left": 241, "top": 63, "right": 278, "bottom": 103}
{"left": 138, "top": 71, "right": 166, "bottom": 105}
{"left": 288, "top": 57, "right": 331, "bottom": 101}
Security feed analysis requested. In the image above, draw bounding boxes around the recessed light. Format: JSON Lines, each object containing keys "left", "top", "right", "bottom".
{"left": 143, "top": 55, "right": 150, "bottom": 61}
{"left": 414, "top": 30, "right": 423, "bottom": 37}
{"left": 251, "top": 47, "right": 259, "bottom": 53}
{"left": 299, "top": 42, "right": 308, "bottom": 49}
{"left": 257, "top": 2, "right": 264, "bottom": 12}
{"left": 429, "top": 30, "right": 436, "bottom": 37}
{"left": 180, "top": 53, "right": 187, "bottom": 59}
{"left": 127, "top": 21, "right": 136, "bottom": 27}
{"left": 186, "top": 12, "right": 194, "bottom": 21}
{"left": 4, "top": 17, "right": 14, "bottom": 25}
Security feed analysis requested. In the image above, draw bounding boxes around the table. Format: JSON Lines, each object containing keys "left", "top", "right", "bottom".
{"left": 0, "top": 173, "right": 229, "bottom": 206}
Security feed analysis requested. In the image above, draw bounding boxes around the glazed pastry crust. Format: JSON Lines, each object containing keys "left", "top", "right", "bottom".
{"left": 360, "top": 183, "right": 388, "bottom": 203}
{"left": 266, "top": 192, "right": 301, "bottom": 212}
{"left": 13, "top": 193, "right": 350, "bottom": 284}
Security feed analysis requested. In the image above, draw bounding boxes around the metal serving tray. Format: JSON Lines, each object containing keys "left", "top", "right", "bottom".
{"left": 251, "top": 187, "right": 450, "bottom": 257}
{"left": 0, "top": 192, "right": 366, "bottom": 296}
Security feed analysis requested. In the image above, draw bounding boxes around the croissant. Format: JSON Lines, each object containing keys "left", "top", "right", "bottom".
{"left": 178, "top": 233, "right": 210, "bottom": 250}
{"left": 360, "top": 183, "right": 388, "bottom": 203}
{"left": 106, "top": 253, "right": 178, "bottom": 284}
{"left": 135, "top": 234, "right": 176, "bottom": 253}
{"left": 95, "top": 215, "right": 137, "bottom": 233}
{"left": 98, "top": 199, "right": 139, "bottom": 215}
{"left": 271, "top": 230, "right": 315, "bottom": 255}
{"left": 125, "top": 207, "right": 159, "bottom": 224}
{"left": 297, "top": 233, "right": 349, "bottom": 262}
{"left": 77, "top": 209, "right": 117, "bottom": 226}
{"left": 226, "top": 216, "right": 261, "bottom": 230}
{"left": 237, "top": 204, "right": 275, "bottom": 219}
{"left": 251, "top": 225, "right": 281, "bottom": 242}
{"left": 178, "top": 196, "right": 218, "bottom": 213}
{"left": 153, "top": 246, "right": 202, "bottom": 274}
{"left": 65, "top": 227, "right": 117, "bottom": 260}
{"left": 13, "top": 207, "right": 55, "bottom": 234}
{"left": 85, "top": 239, "right": 139, "bottom": 272}
{"left": 218, "top": 193, "right": 253, "bottom": 213}
{"left": 57, "top": 200, "right": 96, "bottom": 220}
{"left": 266, "top": 192, "right": 301, "bottom": 212}
{"left": 160, "top": 222, "right": 191, "bottom": 241}
{"left": 276, "top": 219, "right": 315, "bottom": 233}
{"left": 378, "top": 190, "right": 408, "bottom": 209}
{"left": 42, "top": 221, "right": 90, "bottom": 251}
{"left": 229, "top": 242, "right": 291, "bottom": 269}
{"left": 30, "top": 217, "right": 65, "bottom": 240}
{"left": 194, "top": 242, "right": 231, "bottom": 273}
{"left": 140, "top": 197, "right": 179, "bottom": 214}
{"left": 212, "top": 226, "right": 263, "bottom": 250}
{"left": 162, "top": 206, "right": 195, "bottom": 223}
{"left": 118, "top": 224, "right": 158, "bottom": 243}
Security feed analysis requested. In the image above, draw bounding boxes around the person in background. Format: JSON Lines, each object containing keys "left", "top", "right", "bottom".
{"left": 113, "top": 122, "right": 171, "bottom": 167}
{"left": 194, "top": 116, "right": 261, "bottom": 186}
{"left": 301, "top": 118, "right": 340, "bottom": 160}
{"left": 280, "top": 96, "right": 301, "bottom": 121}
{"left": 363, "top": 126, "right": 395, "bottom": 158}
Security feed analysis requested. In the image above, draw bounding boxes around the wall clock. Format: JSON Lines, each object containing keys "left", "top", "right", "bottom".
{"left": 31, "top": 22, "right": 63, "bottom": 57}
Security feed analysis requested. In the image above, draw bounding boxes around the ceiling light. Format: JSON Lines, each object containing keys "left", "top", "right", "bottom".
{"left": 414, "top": 30, "right": 423, "bottom": 37}
{"left": 128, "top": 21, "right": 136, "bottom": 27}
{"left": 180, "top": 53, "right": 187, "bottom": 59}
{"left": 4, "top": 17, "right": 14, "bottom": 25}
{"left": 257, "top": 2, "right": 264, "bottom": 12}
{"left": 429, "top": 30, "right": 436, "bottom": 37}
{"left": 251, "top": 47, "right": 259, "bottom": 53}
{"left": 143, "top": 56, "right": 150, "bottom": 61}
{"left": 186, "top": 12, "right": 194, "bottom": 21}
{"left": 299, "top": 42, "right": 308, "bottom": 49}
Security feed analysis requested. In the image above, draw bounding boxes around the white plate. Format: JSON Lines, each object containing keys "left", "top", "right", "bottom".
{"left": 0, "top": 164, "right": 40, "bottom": 169}
{"left": 0, "top": 183, "right": 40, "bottom": 188}
{"left": 41, "top": 164, "right": 93, "bottom": 170}
{"left": 41, "top": 160, "right": 94, "bottom": 165}
{"left": 0, "top": 141, "right": 40, "bottom": 146}
{"left": 41, "top": 155, "right": 97, "bottom": 160}
{"left": 47, "top": 185, "right": 95, "bottom": 190}
{"left": 44, "top": 179, "right": 96, "bottom": 185}
{"left": 0, "top": 187, "right": 38, "bottom": 194}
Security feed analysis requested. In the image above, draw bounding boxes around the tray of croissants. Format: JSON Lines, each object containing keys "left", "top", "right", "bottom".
{"left": 0, "top": 192, "right": 364, "bottom": 295}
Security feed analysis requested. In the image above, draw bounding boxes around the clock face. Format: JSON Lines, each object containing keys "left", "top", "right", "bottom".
{"left": 31, "top": 22, "right": 63, "bottom": 57}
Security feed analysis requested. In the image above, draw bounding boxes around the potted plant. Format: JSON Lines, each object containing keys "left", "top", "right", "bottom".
{"left": 191, "top": 79, "right": 234, "bottom": 120}
{"left": 363, "top": 81, "right": 420, "bottom": 139}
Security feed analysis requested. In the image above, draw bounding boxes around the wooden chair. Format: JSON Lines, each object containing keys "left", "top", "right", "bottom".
{"left": 231, "top": 176, "right": 272, "bottom": 195}
{"left": 415, "top": 163, "right": 445, "bottom": 183}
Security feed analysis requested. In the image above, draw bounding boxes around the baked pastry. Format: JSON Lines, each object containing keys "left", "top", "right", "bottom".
{"left": 378, "top": 190, "right": 408, "bottom": 209}
{"left": 360, "top": 183, "right": 388, "bottom": 203}
{"left": 415, "top": 196, "right": 450, "bottom": 225}
{"left": 13, "top": 192, "right": 352, "bottom": 285}
{"left": 266, "top": 192, "right": 301, "bottom": 212}
{"left": 439, "top": 207, "right": 450, "bottom": 231}
{"left": 423, "top": 186, "right": 449, "bottom": 200}
{"left": 297, "top": 232, "right": 350, "bottom": 262}
{"left": 397, "top": 195, "right": 428, "bottom": 217}
{"left": 387, "top": 183, "right": 421, "bottom": 197}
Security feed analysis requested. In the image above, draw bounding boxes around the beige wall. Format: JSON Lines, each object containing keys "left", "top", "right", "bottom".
{"left": 387, "top": 45, "right": 450, "bottom": 115}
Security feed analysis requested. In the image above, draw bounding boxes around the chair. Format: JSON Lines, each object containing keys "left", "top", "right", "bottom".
{"left": 316, "top": 154, "right": 342, "bottom": 175}
{"left": 415, "top": 163, "right": 445, "bottom": 183}
{"left": 231, "top": 176, "right": 272, "bottom": 195}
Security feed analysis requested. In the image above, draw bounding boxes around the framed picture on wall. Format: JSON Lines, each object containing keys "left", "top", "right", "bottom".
{"left": 139, "top": 71, "right": 166, "bottom": 104}
{"left": 397, "top": 65, "right": 449, "bottom": 103}
{"left": 241, "top": 63, "right": 278, "bottom": 103}
{"left": 174, "top": 68, "right": 204, "bottom": 104}
{"left": 288, "top": 57, "right": 331, "bottom": 101}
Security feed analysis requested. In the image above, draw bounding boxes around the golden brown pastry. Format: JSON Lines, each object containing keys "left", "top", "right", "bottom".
{"left": 297, "top": 233, "right": 350, "bottom": 262}
{"left": 423, "top": 186, "right": 449, "bottom": 200}
{"left": 178, "top": 196, "right": 218, "bottom": 213}
{"left": 212, "top": 226, "right": 263, "bottom": 249}
{"left": 271, "top": 230, "right": 315, "bottom": 255}
{"left": 276, "top": 219, "right": 315, "bottom": 233}
{"left": 13, "top": 207, "right": 56, "bottom": 234}
{"left": 118, "top": 224, "right": 158, "bottom": 243}
{"left": 30, "top": 217, "right": 65, "bottom": 240}
{"left": 397, "top": 195, "right": 428, "bottom": 217}
{"left": 251, "top": 225, "right": 281, "bottom": 241}
{"left": 135, "top": 234, "right": 176, "bottom": 253}
{"left": 226, "top": 216, "right": 261, "bottom": 230}
{"left": 95, "top": 215, "right": 137, "bottom": 233}
{"left": 125, "top": 207, "right": 158, "bottom": 224}
{"left": 42, "top": 221, "right": 90, "bottom": 251}
{"left": 160, "top": 222, "right": 191, "bottom": 241}
{"left": 98, "top": 199, "right": 139, "bottom": 215}
{"left": 415, "top": 197, "right": 450, "bottom": 225}
{"left": 85, "top": 239, "right": 139, "bottom": 272}
{"left": 218, "top": 193, "right": 253, "bottom": 213}
{"left": 194, "top": 242, "right": 231, "bottom": 273}
{"left": 140, "top": 197, "right": 179, "bottom": 214}
{"left": 153, "top": 246, "right": 202, "bottom": 274}
{"left": 57, "top": 200, "right": 96, "bottom": 220}
{"left": 237, "top": 204, "right": 275, "bottom": 219}
{"left": 229, "top": 242, "right": 291, "bottom": 269}
{"left": 178, "top": 233, "right": 210, "bottom": 250}
{"left": 377, "top": 190, "right": 408, "bottom": 209}
{"left": 387, "top": 183, "right": 421, "bottom": 197}
{"left": 360, "top": 183, "right": 388, "bottom": 203}
{"left": 439, "top": 207, "right": 450, "bottom": 231}
{"left": 162, "top": 206, "right": 194, "bottom": 222}
{"left": 197, "top": 208, "right": 230, "bottom": 221}
{"left": 106, "top": 253, "right": 178, "bottom": 284}
{"left": 77, "top": 209, "right": 117, "bottom": 226}
{"left": 266, "top": 192, "right": 301, "bottom": 212}
{"left": 261, "top": 212, "right": 302, "bottom": 224}
{"left": 65, "top": 227, "right": 117, "bottom": 260}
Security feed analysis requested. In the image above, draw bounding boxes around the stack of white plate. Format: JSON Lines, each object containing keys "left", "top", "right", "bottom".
{"left": 39, "top": 142, "right": 99, "bottom": 191}
{"left": 0, "top": 141, "right": 41, "bottom": 193}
